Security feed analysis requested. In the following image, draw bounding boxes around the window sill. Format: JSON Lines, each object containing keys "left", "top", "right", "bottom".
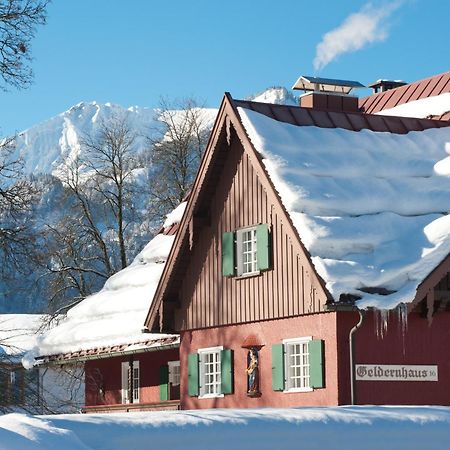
{"left": 235, "top": 271, "right": 261, "bottom": 280}
{"left": 198, "top": 393, "right": 224, "bottom": 399}
{"left": 283, "top": 387, "right": 313, "bottom": 394}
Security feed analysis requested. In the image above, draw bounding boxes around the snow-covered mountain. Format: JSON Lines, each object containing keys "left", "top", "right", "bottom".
{"left": 14, "top": 102, "right": 157, "bottom": 179}
{"left": 13, "top": 88, "right": 296, "bottom": 179}
{"left": 247, "top": 86, "right": 298, "bottom": 106}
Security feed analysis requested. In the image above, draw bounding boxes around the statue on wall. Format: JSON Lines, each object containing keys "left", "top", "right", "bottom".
{"left": 246, "top": 347, "right": 260, "bottom": 396}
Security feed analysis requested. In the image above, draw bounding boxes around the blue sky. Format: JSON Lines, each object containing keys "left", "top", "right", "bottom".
{"left": 0, "top": 0, "right": 449, "bottom": 135}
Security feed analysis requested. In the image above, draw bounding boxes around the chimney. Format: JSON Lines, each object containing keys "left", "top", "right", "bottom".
{"left": 292, "top": 76, "right": 365, "bottom": 113}
{"left": 368, "top": 79, "right": 407, "bottom": 94}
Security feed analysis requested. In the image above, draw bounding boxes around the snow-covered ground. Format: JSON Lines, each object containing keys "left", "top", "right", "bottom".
{"left": 0, "top": 406, "right": 449, "bottom": 450}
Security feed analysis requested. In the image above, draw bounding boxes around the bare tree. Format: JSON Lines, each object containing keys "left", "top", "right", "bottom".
{"left": 40, "top": 116, "right": 146, "bottom": 311}
{"left": 0, "top": 137, "right": 36, "bottom": 271}
{"left": 0, "top": 0, "right": 49, "bottom": 91}
{"left": 0, "top": 0, "right": 49, "bottom": 290}
{"left": 81, "top": 117, "right": 140, "bottom": 269}
{"left": 148, "top": 97, "right": 211, "bottom": 220}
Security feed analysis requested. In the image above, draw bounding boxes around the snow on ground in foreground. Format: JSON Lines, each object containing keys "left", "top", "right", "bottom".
{"left": 238, "top": 106, "right": 450, "bottom": 310}
{"left": 0, "top": 406, "right": 449, "bottom": 450}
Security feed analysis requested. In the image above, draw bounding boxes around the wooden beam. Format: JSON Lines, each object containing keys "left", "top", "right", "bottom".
{"left": 426, "top": 289, "right": 434, "bottom": 326}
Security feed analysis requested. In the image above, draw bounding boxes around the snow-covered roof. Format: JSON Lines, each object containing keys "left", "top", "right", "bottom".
{"left": 377, "top": 92, "right": 450, "bottom": 119}
{"left": 0, "top": 315, "right": 46, "bottom": 359}
{"left": 25, "top": 204, "right": 187, "bottom": 365}
{"left": 237, "top": 106, "right": 450, "bottom": 310}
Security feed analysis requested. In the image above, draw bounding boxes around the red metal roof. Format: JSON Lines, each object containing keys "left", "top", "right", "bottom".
{"left": 359, "top": 71, "right": 450, "bottom": 115}
{"left": 233, "top": 99, "right": 450, "bottom": 134}
{"left": 38, "top": 335, "right": 180, "bottom": 364}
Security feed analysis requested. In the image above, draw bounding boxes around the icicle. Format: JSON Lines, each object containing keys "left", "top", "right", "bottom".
{"left": 380, "top": 309, "right": 389, "bottom": 339}
{"left": 396, "top": 303, "right": 409, "bottom": 356}
{"left": 373, "top": 308, "right": 380, "bottom": 339}
{"left": 373, "top": 308, "right": 390, "bottom": 339}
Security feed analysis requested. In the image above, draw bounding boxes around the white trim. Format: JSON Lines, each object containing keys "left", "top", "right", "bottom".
{"left": 198, "top": 346, "right": 223, "bottom": 399}
{"left": 283, "top": 336, "right": 313, "bottom": 344}
{"left": 282, "top": 336, "right": 312, "bottom": 393}
{"left": 121, "top": 361, "right": 129, "bottom": 404}
{"left": 199, "top": 393, "right": 225, "bottom": 399}
{"left": 121, "top": 360, "right": 140, "bottom": 404}
{"left": 236, "top": 226, "right": 259, "bottom": 276}
{"left": 198, "top": 345, "right": 224, "bottom": 354}
{"left": 283, "top": 387, "right": 313, "bottom": 393}
{"left": 132, "top": 360, "right": 140, "bottom": 404}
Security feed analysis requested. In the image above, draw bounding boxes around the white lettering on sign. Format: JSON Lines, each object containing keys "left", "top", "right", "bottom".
{"left": 355, "top": 365, "right": 438, "bottom": 382}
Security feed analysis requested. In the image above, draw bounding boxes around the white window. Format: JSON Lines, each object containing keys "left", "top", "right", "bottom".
{"left": 168, "top": 361, "right": 180, "bottom": 386}
{"left": 199, "top": 346, "right": 223, "bottom": 398}
{"left": 132, "top": 361, "right": 140, "bottom": 403}
{"left": 121, "top": 361, "right": 140, "bottom": 404}
{"left": 236, "top": 227, "right": 258, "bottom": 276}
{"left": 283, "top": 337, "right": 313, "bottom": 392}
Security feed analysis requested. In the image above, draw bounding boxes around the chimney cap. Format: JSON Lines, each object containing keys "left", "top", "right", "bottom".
{"left": 368, "top": 79, "right": 407, "bottom": 93}
{"left": 292, "top": 75, "right": 365, "bottom": 94}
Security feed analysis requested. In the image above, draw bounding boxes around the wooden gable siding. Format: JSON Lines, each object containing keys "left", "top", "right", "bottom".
{"left": 174, "top": 128, "right": 327, "bottom": 331}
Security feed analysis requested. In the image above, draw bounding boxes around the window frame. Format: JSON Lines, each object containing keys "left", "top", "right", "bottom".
{"left": 198, "top": 346, "right": 224, "bottom": 399}
{"left": 235, "top": 226, "right": 259, "bottom": 277}
{"left": 121, "top": 360, "right": 140, "bottom": 404}
{"left": 132, "top": 360, "right": 140, "bottom": 403}
{"left": 168, "top": 360, "right": 180, "bottom": 387}
{"left": 282, "top": 336, "right": 313, "bottom": 393}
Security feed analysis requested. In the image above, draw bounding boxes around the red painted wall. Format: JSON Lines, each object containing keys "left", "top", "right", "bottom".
{"left": 337, "top": 310, "right": 450, "bottom": 405}
{"left": 180, "top": 312, "right": 339, "bottom": 410}
{"left": 85, "top": 348, "right": 179, "bottom": 406}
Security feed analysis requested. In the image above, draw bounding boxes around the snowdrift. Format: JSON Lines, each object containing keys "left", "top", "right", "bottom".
{"left": 0, "top": 406, "right": 449, "bottom": 450}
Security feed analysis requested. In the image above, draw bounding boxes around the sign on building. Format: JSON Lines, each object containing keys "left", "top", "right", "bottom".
{"left": 355, "top": 365, "right": 438, "bottom": 382}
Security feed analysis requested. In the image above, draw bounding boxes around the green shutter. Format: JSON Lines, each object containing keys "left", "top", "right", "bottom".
{"left": 272, "top": 344, "right": 285, "bottom": 391}
{"left": 222, "top": 232, "right": 235, "bottom": 276}
{"left": 188, "top": 353, "right": 199, "bottom": 397}
{"left": 220, "top": 349, "right": 234, "bottom": 395}
{"left": 309, "top": 339, "right": 325, "bottom": 389}
{"left": 159, "top": 365, "right": 169, "bottom": 401}
{"left": 256, "top": 224, "right": 270, "bottom": 271}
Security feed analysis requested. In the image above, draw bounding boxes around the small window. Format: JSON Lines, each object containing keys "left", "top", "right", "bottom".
{"left": 168, "top": 361, "right": 180, "bottom": 386}
{"left": 236, "top": 227, "right": 258, "bottom": 276}
{"left": 121, "top": 361, "right": 140, "bottom": 404}
{"left": 283, "top": 338, "right": 312, "bottom": 392}
{"left": 132, "top": 362, "right": 140, "bottom": 403}
{"left": 222, "top": 224, "right": 270, "bottom": 277}
{"left": 198, "top": 346, "right": 223, "bottom": 398}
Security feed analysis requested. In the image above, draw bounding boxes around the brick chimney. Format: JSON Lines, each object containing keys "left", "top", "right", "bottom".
{"left": 292, "top": 76, "right": 365, "bottom": 113}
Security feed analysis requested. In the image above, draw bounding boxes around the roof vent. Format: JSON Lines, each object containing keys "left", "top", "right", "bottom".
{"left": 292, "top": 75, "right": 365, "bottom": 112}
{"left": 368, "top": 79, "right": 407, "bottom": 94}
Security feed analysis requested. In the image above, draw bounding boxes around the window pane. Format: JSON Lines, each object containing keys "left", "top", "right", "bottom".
{"left": 286, "top": 341, "right": 310, "bottom": 390}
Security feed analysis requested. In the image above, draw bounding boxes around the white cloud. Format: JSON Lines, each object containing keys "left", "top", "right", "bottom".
{"left": 313, "top": 1, "right": 403, "bottom": 71}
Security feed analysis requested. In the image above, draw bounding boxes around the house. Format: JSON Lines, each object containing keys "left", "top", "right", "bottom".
{"left": 27, "top": 204, "right": 187, "bottom": 413}
{"left": 0, "top": 314, "right": 83, "bottom": 413}
{"left": 144, "top": 73, "right": 450, "bottom": 409}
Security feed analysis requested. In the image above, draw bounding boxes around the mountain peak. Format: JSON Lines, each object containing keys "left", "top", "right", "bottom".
{"left": 246, "top": 86, "right": 298, "bottom": 106}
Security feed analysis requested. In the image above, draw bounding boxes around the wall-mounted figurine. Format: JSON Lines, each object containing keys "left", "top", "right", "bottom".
{"left": 246, "top": 347, "right": 260, "bottom": 397}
